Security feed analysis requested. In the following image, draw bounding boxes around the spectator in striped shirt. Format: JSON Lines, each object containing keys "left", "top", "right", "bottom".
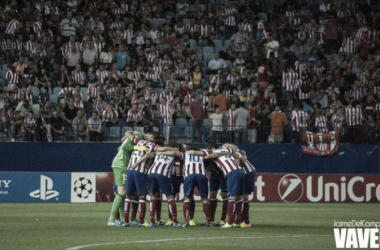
{"left": 345, "top": 100, "right": 365, "bottom": 144}
{"left": 291, "top": 102, "right": 310, "bottom": 143}
{"left": 23, "top": 110, "right": 36, "bottom": 141}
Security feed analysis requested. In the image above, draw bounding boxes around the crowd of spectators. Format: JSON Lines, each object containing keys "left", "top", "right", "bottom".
{"left": 0, "top": 0, "right": 379, "bottom": 144}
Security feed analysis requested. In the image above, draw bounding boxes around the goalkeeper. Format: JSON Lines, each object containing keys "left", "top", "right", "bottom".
{"left": 107, "top": 131, "right": 149, "bottom": 226}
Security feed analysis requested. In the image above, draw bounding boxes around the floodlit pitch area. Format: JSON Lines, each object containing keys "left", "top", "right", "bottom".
{"left": 1, "top": 203, "right": 378, "bottom": 250}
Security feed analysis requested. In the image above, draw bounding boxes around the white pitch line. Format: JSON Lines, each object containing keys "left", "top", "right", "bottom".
{"left": 66, "top": 234, "right": 330, "bottom": 250}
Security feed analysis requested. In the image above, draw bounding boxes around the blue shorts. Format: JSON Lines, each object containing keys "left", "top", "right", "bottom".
{"left": 184, "top": 174, "right": 209, "bottom": 198}
{"left": 126, "top": 170, "right": 148, "bottom": 196}
{"left": 209, "top": 170, "right": 227, "bottom": 193}
{"left": 226, "top": 169, "right": 245, "bottom": 196}
{"left": 148, "top": 174, "right": 173, "bottom": 195}
{"left": 245, "top": 171, "right": 256, "bottom": 194}
{"left": 171, "top": 175, "right": 184, "bottom": 195}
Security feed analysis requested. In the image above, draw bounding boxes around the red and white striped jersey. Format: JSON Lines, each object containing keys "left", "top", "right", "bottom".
{"left": 181, "top": 151, "right": 207, "bottom": 178}
{"left": 145, "top": 71, "right": 161, "bottom": 82}
{"left": 5, "top": 70, "right": 19, "bottom": 85}
{"left": 74, "top": 101, "right": 84, "bottom": 109}
{"left": 24, "top": 116, "right": 36, "bottom": 129}
{"left": 71, "top": 70, "right": 86, "bottom": 84}
{"left": 110, "top": 21, "right": 124, "bottom": 30}
{"left": 96, "top": 70, "right": 109, "bottom": 84}
{"left": 175, "top": 67, "right": 188, "bottom": 78}
{"left": 186, "top": 23, "right": 200, "bottom": 35}
{"left": 200, "top": 24, "right": 214, "bottom": 37}
{"left": 152, "top": 64, "right": 163, "bottom": 75}
{"left": 291, "top": 110, "right": 310, "bottom": 131}
{"left": 313, "top": 65, "right": 325, "bottom": 81}
{"left": 294, "top": 61, "right": 309, "bottom": 76}
{"left": 159, "top": 59, "right": 172, "bottom": 69}
{"left": 282, "top": 72, "right": 299, "bottom": 91}
{"left": 127, "top": 110, "right": 142, "bottom": 121}
{"left": 315, "top": 115, "right": 329, "bottom": 133}
{"left": 144, "top": 91, "right": 158, "bottom": 104}
{"left": 226, "top": 73, "right": 239, "bottom": 87}
{"left": 208, "top": 147, "right": 238, "bottom": 176}
{"left": 296, "top": 79, "right": 311, "bottom": 100}
{"left": 87, "top": 84, "right": 98, "bottom": 99}
{"left": 225, "top": 109, "right": 235, "bottom": 131}
{"left": 339, "top": 37, "right": 358, "bottom": 55}
{"left": 356, "top": 27, "right": 369, "bottom": 41}
{"left": 93, "top": 101, "right": 108, "bottom": 113}
{"left": 174, "top": 24, "right": 186, "bottom": 35}
{"left": 157, "top": 103, "right": 173, "bottom": 124}
{"left": 241, "top": 160, "right": 255, "bottom": 174}
{"left": 5, "top": 19, "right": 20, "bottom": 35}
{"left": 349, "top": 87, "right": 366, "bottom": 101}
{"left": 331, "top": 114, "right": 344, "bottom": 130}
{"left": 148, "top": 154, "right": 176, "bottom": 178}
{"left": 345, "top": 105, "right": 363, "bottom": 126}
{"left": 222, "top": 7, "right": 236, "bottom": 26}
{"left": 128, "top": 137, "right": 159, "bottom": 174}
{"left": 24, "top": 40, "right": 37, "bottom": 53}
{"left": 159, "top": 92, "right": 173, "bottom": 102}
{"left": 239, "top": 22, "right": 253, "bottom": 33}
{"left": 32, "top": 21, "right": 42, "bottom": 34}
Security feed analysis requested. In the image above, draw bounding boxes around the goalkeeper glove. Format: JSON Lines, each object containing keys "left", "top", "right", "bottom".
{"left": 133, "top": 145, "right": 149, "bottom": 152}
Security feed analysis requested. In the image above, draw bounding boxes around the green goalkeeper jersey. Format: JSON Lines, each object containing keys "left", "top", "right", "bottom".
{"left": 111, "top": 132, "right": 143, "bottom": 170}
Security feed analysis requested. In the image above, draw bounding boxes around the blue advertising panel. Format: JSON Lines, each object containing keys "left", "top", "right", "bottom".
{"left": 0, "top": 172, "right": 71, "bottom": 203}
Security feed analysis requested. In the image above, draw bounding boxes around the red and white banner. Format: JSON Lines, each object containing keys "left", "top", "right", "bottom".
{"left": 249, "top": 174, "right": 380, "bottom": 203}
{"left": 301, "top": 130, "right": 341, "bottom": 156}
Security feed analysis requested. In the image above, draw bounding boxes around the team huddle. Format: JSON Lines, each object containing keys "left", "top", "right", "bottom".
{"left": 107, "top": 130, "right": 255, "bottom": 228}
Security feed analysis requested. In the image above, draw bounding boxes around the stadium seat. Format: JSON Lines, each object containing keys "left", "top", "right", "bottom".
{"left": 50, "top": 94, "right": 58, "bottom": 105}
{"left": 80, "top": 87, "right": 88, "bottom": 95}
{"left": 212, "top": 39, "right": 223, "bottom": 48}
{"left": 53, "top": 87, "right": 62, "bottom": 95}
{"left": 33, "top": 104, "right": 40, "bottom": 118}
{"left": 203, "top": 53, "right": 214, "bottom": 65}
{"left": 203, "top": 46, "right": 214, "bottom": 54}
{"left": 0, "top": 79, "right": 5, "bottom": 86}
{"left": 156, "top": 18, "right": 166, "bottom": 27}
{"left": 225, "top": 60, "right": 232, "bottom": 70}
{"left": 256, "top": 12, "right": 268, "bottom": 22}
{"left": 182, "top": 18, "right": 190, "bottom": 25}
{"left": 224, "top": 40, "right": 230, "bottom": 49}
{"left": 155, "top": 87, "right": 164, "bottom": 94}
{"left": 123, "top": 17, "right": 130, "bottom": 26}
{"left": 165, "top": 12, "right": 175, "bottom": 19}
{"left": 189, "top": 39, "right": 198, "bottom": 49}
{"left": 173, "top": 118, "right": 189, "bottom": 139}
{"left": 102, "top": 126, "right": 110, "bottom": 138}
{"left": 122, "top": 126, "right": 133, "bottom": 135}
{"left": 193, "top": 46, "right": 202, "bottom": 54}
{"left": 31, "top": 87, "right": 40, "bottom": 97}
{"left": 109, "top": 126, "right": 121, "bottom": 138}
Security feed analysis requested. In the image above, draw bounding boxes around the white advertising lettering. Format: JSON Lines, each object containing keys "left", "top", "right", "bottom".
{"left": 0, "top": 180, "right": 12, "bottom": 188}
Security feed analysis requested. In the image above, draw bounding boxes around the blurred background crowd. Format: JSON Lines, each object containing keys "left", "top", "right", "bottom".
{"left": 0, "top": 0, "right": 379, "bottom": 144}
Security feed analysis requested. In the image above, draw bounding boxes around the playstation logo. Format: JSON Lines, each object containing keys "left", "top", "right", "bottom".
{"left": 30, "top": 175, "right": 59, "bottom": 201}
{"left": 278, "top": 174, "right": 304, "bottom": 203}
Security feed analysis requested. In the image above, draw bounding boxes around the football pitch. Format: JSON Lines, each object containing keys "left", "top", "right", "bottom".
{"left": 0, "top": 202, "right": 378, "bottom": 250}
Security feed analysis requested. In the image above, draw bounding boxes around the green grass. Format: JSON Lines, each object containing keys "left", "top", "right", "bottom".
{"left": 0, "top": 203, "right": 379, "bottom": 250}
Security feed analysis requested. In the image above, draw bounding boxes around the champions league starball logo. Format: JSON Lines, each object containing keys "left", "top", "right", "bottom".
{"left": 278, "top": 174, "right": 304, "bottom": 203}
{"left": 73, "top": 177, "right": 93, "bottom": 199}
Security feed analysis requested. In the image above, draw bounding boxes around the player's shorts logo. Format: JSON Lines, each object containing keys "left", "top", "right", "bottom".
{"left": 278, "top": 174, "right": 304, "bottom": 203}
